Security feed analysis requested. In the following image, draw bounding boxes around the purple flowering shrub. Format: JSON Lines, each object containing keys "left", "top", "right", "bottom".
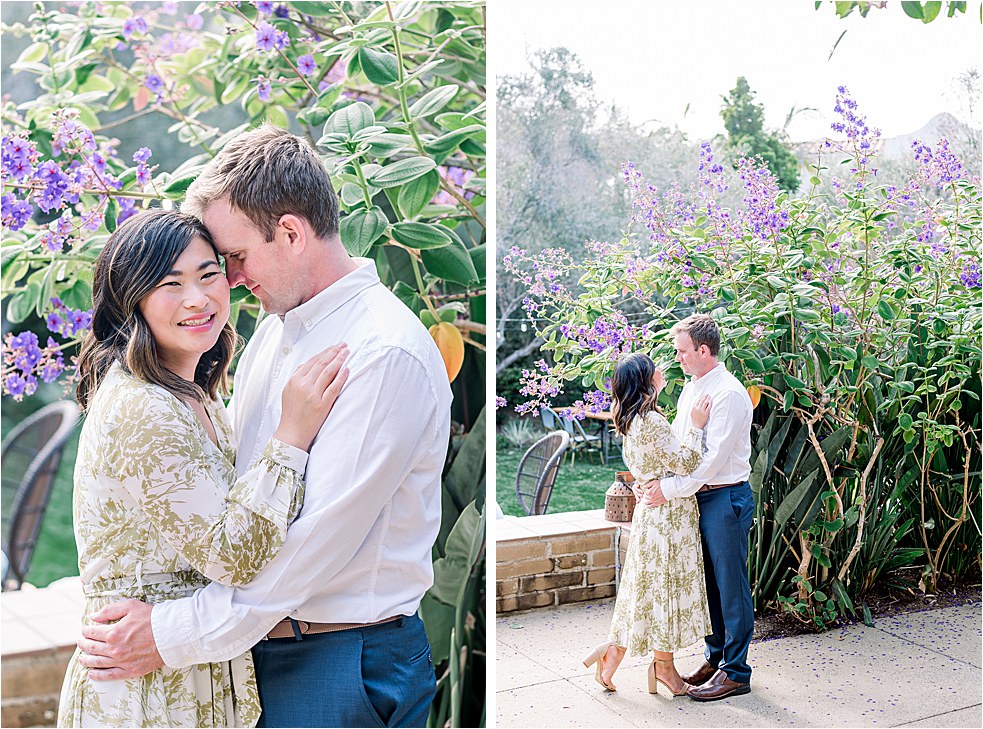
{"left": 2, "top": 1, "right": 486, "bottom": 407}
{"left": 507, "top": 87, "right": 980, "bottom": 612}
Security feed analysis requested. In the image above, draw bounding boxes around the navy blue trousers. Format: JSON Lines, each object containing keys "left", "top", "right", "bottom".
{"left": 695, "top": 482, "right": 755, "bottom": 684}
{"left": 251, "top": 613, "right": 436, "bottom": 727}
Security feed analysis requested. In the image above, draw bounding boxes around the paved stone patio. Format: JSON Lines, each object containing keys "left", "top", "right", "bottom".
{"left": 496, "top": 599, "right": 982, "bottom": 728}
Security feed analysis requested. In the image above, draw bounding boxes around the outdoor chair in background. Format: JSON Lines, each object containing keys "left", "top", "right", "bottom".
{"left": 514, "top": 430, "right": 570, "bottom": 516}
{"left": 540, "top": 406, "right": 604, "bottom": 466}
{"left": 1, "top": 400, "right": 79, "bottom": 591}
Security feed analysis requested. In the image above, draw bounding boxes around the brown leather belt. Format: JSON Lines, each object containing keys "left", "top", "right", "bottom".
{"left": 264, "top": 615, "right": 402, "bottom": 640}
{"left": 697, "top": 481, "right": 745, "bottom": 493}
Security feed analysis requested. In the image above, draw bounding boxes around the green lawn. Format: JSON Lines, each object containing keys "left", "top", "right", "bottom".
{"left": 496, "top": 440, "right": 626, "bottom": 517}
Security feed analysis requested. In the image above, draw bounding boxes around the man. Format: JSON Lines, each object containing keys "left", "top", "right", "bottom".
{"left": 77, "top": 125, "right": 452, "bottom": 727}
{"left": 637, "top": 313, "right": 754, "bottom": 701}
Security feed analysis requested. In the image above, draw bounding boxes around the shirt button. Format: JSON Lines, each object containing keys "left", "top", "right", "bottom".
{"left": 281, "top": 347, "right": 290, "bottom": 355}
{"left": 305, "top": 320, "right": 313, "bottom": 327}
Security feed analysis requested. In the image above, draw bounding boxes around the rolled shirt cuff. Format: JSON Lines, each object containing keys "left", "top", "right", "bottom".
{"left": 151, "top": 598, "right": 197, "bottom": 669}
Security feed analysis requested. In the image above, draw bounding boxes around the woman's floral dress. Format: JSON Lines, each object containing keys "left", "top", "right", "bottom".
{"left": 57, "top": 363, "right": 307, "bottom": 728}
{"left": 607, "top": 410, "right": 712, "bottom": 654}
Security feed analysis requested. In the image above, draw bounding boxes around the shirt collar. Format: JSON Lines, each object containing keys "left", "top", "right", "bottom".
{"left": 692, "top": 362, "right": 726, "bottom": 387}
{"left": 283, "top": 257, "right": 379, "bottom": 332}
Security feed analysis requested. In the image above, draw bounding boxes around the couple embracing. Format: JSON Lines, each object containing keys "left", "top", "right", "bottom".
{"left": 57, "top": 125, "right": 452, "bottom": 728}
{"left": 584, "top": 315, "right": 756, "bottom": 701}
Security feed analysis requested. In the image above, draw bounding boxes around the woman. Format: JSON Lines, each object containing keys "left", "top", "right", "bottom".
{"left": 583, "top": 352, "right": 712, "bottom": 697}
{"left": 58, "top": 209, "right": 348, "bottom": 727}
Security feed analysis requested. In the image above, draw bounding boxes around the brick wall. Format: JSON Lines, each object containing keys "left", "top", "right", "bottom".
{"left": 496, "top": 513, "right": 634, "bottom": 613}
{"left": 1, "top": 578, "right": 83, "bottom": 728}
{"left": 1, "top": 648, "right": 72, "bottom": 728}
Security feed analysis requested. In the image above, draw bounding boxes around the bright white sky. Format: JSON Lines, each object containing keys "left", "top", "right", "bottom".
{"left": 491, "top": 0, "right": 982, "bottom": 142}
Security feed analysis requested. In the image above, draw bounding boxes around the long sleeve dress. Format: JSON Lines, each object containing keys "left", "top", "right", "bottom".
{"left": 57, "top": 363, "right": 307, "bottom": 728}
{"left": 607, "top": 410, "right": 712, "bottom": 654}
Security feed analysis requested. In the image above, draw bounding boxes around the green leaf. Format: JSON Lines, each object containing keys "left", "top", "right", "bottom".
{"left": 104, "top": 198, "right": 118, "bottom": 233}
{"left": 392, "top": 280, "right": 421, "bottom": 312}
{"left": 6, "top": 282, "right": 41, "bottom": 323}
{"left": 877, "top": 298, "right": 896, "bottom": 320}
{"left": 397, "top": 169, "right": 440, "bottom": 219}
{"left": 17, "top": 42, "right": 49, "bottom": 65}
{"left": 297, "top": 106, "right": 330, "bottom": 128}
{"left": 163, "top": 171, "right": 200, "bottom": 196}
{"left": 783, "top": 390, "right": 796, "bottom": 412}
{"left": 420, "top": 309, "right": 439, "bottom": 328}
{"left": 899, "top": 413, "right": 913, "bottom": 429}
{"left": 391, "top": 221, "right": 451, "bottom": 249}
{"left": 824, "top": 518, "right": 844, "bottom": 533}
{"left": 366, "top": 133, "right": 412, "bottom": 158}
{"left": 775, "top": 470, "right": 819, "bottom": 525}
{"left": 422, "top": 239, "right": 479, "bottom": 285}
{"left": 339, "top": 206, "right": 388, "bottom": 257}
{"left": 358, "top": 47, "right": 400, "bottom": 85}
{"left": 860, "top": 355, "right": 879, "bottom": 369}
{"left": 340, "top": 182, "right": 366, "bottom": 208}
{"left": 369, "top": 157, "right": 437, "bottom": 188}
{"left": 408, "top": 85, "right": 459, "bottom": 118}
{"left": 921, "top": 1, "right": 942, "bottom": 21}
{"left": 323, "top": 101, "right": 375, "bottom": 136}
{"left": 784, "top": 374, "right": 807, "bottom": 390}
{"left": 424, "top": 124, "right": 485, "bottom": 156}
{"left": 901, "top": 1, "right": 924, "bottom": 18}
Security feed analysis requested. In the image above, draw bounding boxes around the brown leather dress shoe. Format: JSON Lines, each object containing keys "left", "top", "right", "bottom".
{"left": 679, "top": 661, "right": 718, "bottom": 687}
{"left": 686, "top": 669, "right": 750, "bottom": 701}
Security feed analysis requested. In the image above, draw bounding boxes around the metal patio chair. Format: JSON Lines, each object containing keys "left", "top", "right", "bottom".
{"left": 541, "top": 406, "right": 604, "bottom": 466}
{"left": 514, "top": 430, "right": 570, "bottom": 516}
{"left": 1, "top": 400, "right": 79, "bottom": 590}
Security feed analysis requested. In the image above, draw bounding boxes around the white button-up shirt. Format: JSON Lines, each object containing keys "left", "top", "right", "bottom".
{"left": 661, "top": 362, "right": 753, "bottom": 500}
{"left": 152, "top": 258, "right": 452, "bottom": 666}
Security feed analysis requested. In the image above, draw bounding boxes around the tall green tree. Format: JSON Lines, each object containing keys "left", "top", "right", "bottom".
{"left": 721, "top": 77, "right": 800, "bottom": 193}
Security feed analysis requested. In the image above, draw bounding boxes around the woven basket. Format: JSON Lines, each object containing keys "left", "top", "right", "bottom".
{"left": 604, "top": 471, "right": 636, "bottom": 523}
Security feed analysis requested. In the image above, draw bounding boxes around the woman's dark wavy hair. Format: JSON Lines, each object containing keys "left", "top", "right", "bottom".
{"left": 611, "top": 352, "right": 661, "bottom": 437}
{"left": 76, "top": 209, "right": 239, "bottom": 410}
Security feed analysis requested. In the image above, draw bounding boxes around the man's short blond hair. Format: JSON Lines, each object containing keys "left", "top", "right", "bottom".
{"left": 183, "top": 124, "right": 339, "bottom": 241}
{"left": 670, "top": 314, "right": 720, "bottom": 356}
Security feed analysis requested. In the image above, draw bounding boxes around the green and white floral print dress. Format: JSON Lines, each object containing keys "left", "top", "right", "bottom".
{"left": 607, "top": 410, "right": 712, "bottom": 655}
{"left": 57, "top": 363, "right": 307, "bottom": 728}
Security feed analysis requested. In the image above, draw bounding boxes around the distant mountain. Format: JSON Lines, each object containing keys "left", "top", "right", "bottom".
{"left": 794, "top": 113, "right": 979, "bottom": 161}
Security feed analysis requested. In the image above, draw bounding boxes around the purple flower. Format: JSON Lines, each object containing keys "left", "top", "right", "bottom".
{"left": 145, "top": 74, "right": 164, "bottom": 94}
{"left": 89, "top": 152, "right": 106, "bottom": 176}
{"left": 135, "top": 164, "right": 151, "bottom": 186}
{"left": 274, "top": 4, "right": 290, "bottom": 18}
{"left": 5, "top": 374, "right": 27, "bottom": 398}
{"left": 495, "top": 396, "right": 507, "bottom": 409}
{"left": 162, "top": 1, "right": 178, "bottom": 14}
{"left": 274, "top": 30, "right": 290, "bottom": 49}
{"left": 133, "top": 147, "right": 152, "bottom": 164}
{"left": 46, "top": 312, "right": 63, "bottom": 332}
{"left": 122, "top": 18, "right": 137, "bottom": 39}
{"left": 185, "top": 13, "right": 204, "bottom": 30}
{"left": 256, "top": 22, "right": 276, "bottom": 51}
{"left": 297, "top": 54, "right": 316, "bottom": 76}
{"left": 257, "top": 78, "right": 272, "bottom": 102}
{"left": 257, "top": 1, "right": 275, "bottom": 14}
{"left": 960, "top": 262, "right": 981, "bottom": 289}
{"left": 1, "top": 194, "right": 33, "bottom": 231}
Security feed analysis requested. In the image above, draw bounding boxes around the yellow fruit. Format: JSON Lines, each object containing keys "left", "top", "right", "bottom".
{"left": 747, "top": 385, "right": 762, "bottom": 408}
{"left": 430, "top": 321, "right": 465, "bottom": 382}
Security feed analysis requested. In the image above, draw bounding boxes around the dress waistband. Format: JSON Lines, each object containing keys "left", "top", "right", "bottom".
{"left": 83, "top": 569, "right": 208, "bottom": 598}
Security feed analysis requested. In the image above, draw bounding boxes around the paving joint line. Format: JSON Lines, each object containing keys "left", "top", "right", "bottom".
{"left": 890, "top": 702, "right": 982, "bottom": 727}
{"left": 868, "top": 622, "right": 982, "bottom": 670}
